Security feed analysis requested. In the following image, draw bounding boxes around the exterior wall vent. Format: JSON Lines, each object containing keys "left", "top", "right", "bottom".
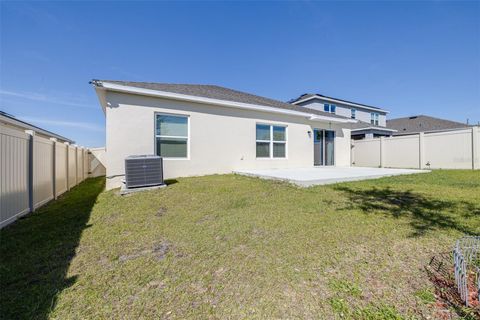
{"left": 125, "top": 155, "right": 164, "bottom": 188}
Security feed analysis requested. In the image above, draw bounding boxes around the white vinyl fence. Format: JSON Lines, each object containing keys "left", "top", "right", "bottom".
{"left": 352, "top": 127, "right": 479, "bottom": 170}
{"left": 0, "top": 124, "right": 102, "bottom": 228}
{"left": 89, "top": 147, "right": 106, "bottom": 177}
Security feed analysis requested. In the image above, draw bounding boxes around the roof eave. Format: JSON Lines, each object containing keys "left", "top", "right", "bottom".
{"left": 351, "top": 127, "right": 397, "bottom": 132}
{"left": 292, "top": 95, "right": 390, "bottom": 114}
{"left": 93, "top": 81, "right": 355, "bottom": 124}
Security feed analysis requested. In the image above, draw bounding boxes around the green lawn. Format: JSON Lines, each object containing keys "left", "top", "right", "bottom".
{"left": 1, "top": 171, "right": 479, "bottom": 319}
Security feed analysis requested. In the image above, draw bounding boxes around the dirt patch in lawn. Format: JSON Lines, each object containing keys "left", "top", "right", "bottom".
{"left": 119, "top": 240, "right": 172, "bottom": 262}
{"left": 155, "top": 206, "right": 168, "bottom": 217}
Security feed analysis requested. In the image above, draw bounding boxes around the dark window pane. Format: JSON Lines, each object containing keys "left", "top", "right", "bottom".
{"left": 314, "top": 129, "right": 323, "bottom": 143}
{"left": 330, "top": 105, "right": 336, "bottom": 113}
{"left": 314, "top": 129, "right": 324, "bottom": 166}
{"left": 156, "top": 137, "right": 187, "bottom": 158}
{"left": 273, "top": 143, "right": 285, "bottom": 158}
{"left": 256, "top": 124, "right": 270, "bottom": 141}
{"left": 273, "top": 126, "right": 286, "bottom": 141}
{"left": 324, "top": 104, "right": 329, "bottom": 112}
{"left": 256, "top": 142, "right": 270, "bottom": 158}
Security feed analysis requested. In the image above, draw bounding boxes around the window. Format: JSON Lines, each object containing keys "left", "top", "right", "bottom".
{"left": 370, "top": 112, "right": 379, "bottom": 126}
{"left": 351, "top": 109, "right": 356, "bottom": 119}
{"left": 323, "top": 104, "right": 336, "bottom": 113}
{"left": 155, "top": 114, "right": 188, "bottom": 158}
{"left": 256, "top": 124, "right": 286, "bottom": 158}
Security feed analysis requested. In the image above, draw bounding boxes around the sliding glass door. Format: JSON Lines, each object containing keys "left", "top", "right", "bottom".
{"left": 313, "top": 129, "right": 335, "bottom": 166}
{"left": 325, "top": 130, "right": 335, "bottom": 166}
{"left": 313, "top": 129, "right": 324, "bottom": 166}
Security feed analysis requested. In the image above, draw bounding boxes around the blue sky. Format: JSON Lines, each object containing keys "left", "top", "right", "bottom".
{"left": 1, "top": 1, "right": 479, "bottom": 147}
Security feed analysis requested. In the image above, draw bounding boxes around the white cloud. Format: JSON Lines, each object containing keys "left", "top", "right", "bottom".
{"left": 0, "top": 89, "right": 96, "bottom": 109}
{"left": 18, "top": 117, "right": 104, "bottom": 132}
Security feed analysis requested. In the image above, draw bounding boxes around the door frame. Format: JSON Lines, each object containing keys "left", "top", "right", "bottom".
{"left": 313, "top": 128, "right": 335, "bottom": 166}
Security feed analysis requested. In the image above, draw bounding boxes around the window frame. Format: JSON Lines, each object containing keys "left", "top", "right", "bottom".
{"left": 324, "top": 104, "right": 337, "bottom": 114}
{"left": 370, "top": 112, "right": 379, "bottom": 126}
{"left": 255, "top": 123, "right": 287, "bottom": 159}
{"left": 154, "top": 112, "right": 190, "bottom": 160}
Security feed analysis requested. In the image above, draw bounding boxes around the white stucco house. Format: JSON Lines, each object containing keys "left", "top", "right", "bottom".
{"left": 91, "top": 80, "right": 358, "bottom": 190}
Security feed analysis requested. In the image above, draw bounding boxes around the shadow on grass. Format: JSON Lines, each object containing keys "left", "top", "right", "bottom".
{"left": 0, "top": 177, "right": 105, "bottom": 320}
{"left": 335, "top": 186, "right": 478, "bottom": 237}
{"left": 164, "top": 178, "right": 178, "bottom": 186}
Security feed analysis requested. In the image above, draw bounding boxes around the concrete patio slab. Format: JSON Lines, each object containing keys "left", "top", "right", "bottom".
{"left": 234, "top": 167, "right": 429, "bottom": 187}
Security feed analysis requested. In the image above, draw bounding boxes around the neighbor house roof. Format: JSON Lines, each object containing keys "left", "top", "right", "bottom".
{"left": 0, "top": 111, "right": 75, "bottom": 143}
{"left": 387, "top": 115, "right": 470, "bottom": 135}
{"left": 349, "top": 120, "right": 397, "bottom": 133}
{"left": 289, "top": 93, "right": 388, "bottom": 113}
{"left": 91, "top": 80, "right": 356, "bottom": 123}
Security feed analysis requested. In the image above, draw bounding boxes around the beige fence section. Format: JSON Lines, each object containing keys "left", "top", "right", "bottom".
{"left": 0, "top": 124, "right": 103, "bottom": 229}
{"left": 55, "top": 142, "right": 68, "bottom": 197}
{"left": 89, "top": 147, "right": 106, "bottom": 177}
{"left": 352, "top": 127, "right": 479, "bottom": 170}
{"left": 33, "top": 135, "right": 55, "bottom": 209}
{"left": 1, "top": 126, "right": 30, "bottom": 227}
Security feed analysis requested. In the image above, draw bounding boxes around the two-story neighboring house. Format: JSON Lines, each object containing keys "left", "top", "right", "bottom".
{"left": 289, "top": 93, "right": 396, "bottom": 139}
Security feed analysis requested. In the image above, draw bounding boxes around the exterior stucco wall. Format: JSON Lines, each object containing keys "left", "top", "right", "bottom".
{"left": 104, "top": 92, "right": 352, "bottom": 190}
{"left": 297, "top": 98, "right": 387, "bottom": 127}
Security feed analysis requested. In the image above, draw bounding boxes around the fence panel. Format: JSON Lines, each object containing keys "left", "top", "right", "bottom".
{"left": 55, "top": 142, "right": 68, "bottom": 197}
{"left": 89, "top": 147, "right": 106, "bottom": 177}
{"left": 352, "top": 139, "right": 381, "bottom": 167}
{"left": 0, "top": 126, "right": 30, "bottom": 228}
{"left": 68, "top": 146, "right": 76, "bottom": 188}
{"left": 384, "top": 135, "right": 419, "bottom": 169}
{"left": 33, "top": 136, "right": 54, "bottom": 209}
{"left": 353, "top": 127, "right": 479, "bottom": 170}
{"left": 424, "top": 129, "right": 472, "bottom": 169}
{"left": 83, "top": 149, "right": 89, "bottom": 179}
{"left": 76, "top": 147, "right": 83, "bottom": 183}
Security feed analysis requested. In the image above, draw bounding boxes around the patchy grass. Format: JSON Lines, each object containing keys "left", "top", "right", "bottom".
{"left": 1, "top": 170, "right": 479, "bottom": 319}
{"left": 415, "top": 288, "right": 436, "bottom": 304}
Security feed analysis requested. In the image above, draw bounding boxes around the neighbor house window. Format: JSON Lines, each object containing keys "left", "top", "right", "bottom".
{"left": 155, "top": 114, "right": 188, "bottom": 158}
{"left": 351, "top": 109, "right": 356, "bottom": 119}
{"left": 256, "top": 124, "right": 286, "bottom": 158}
{"left": 370, "top": 113, "right": 379, "bottom": 126}
{"left": 323, "top": 104, "right": 336, "bottom": 113}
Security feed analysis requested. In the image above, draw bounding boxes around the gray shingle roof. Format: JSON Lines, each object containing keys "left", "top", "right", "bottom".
{"left": 349, "top": 120, "right": 394, "bottom": 131}
{"left": 95, "top": 80, "right": 350, "bottom": 120}
{"left": 289, "top": 93, "right": 385, "bottom": 111}
{"left": 387, "top": 115, "right": 470, "bottom": 135}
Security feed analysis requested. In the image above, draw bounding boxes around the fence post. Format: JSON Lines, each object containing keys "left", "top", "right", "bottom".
{"left": 74, "top": 145, "right": 78, "bottom": 186}
{"left": 82, "top": 147, "right": 85, "bottom": 181}
{"left": 50, "top": 138, "right": 57, "bottom": 199}
{"left": 351, "top": 140, "right": 355, "bottom": 166}
{"left": 66, "top": 143, "right": 70, "bottom": 191}
{"left": 380, "top": 136, "right": 385, "bottom": 168}
{"left": 25, "top": 130, "right": 35, "bottom": 213}
{"left": 473, "top": 126, "right": 478, "bottom": 170}
{"left": 419, "top": 132, "right": 425, "bottom": 169}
